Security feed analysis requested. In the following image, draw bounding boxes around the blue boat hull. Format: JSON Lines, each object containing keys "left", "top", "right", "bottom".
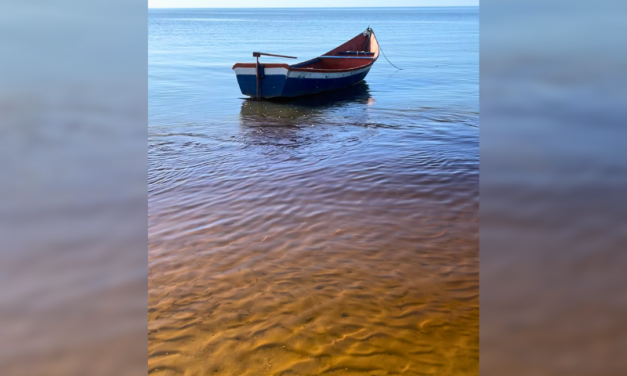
{"left": 234, "top": 66, "right": 372, "bottom": 99}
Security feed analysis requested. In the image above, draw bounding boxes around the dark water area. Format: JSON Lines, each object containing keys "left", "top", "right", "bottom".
{"left": 149, "top": 7, "right": 478, "bottom": 375}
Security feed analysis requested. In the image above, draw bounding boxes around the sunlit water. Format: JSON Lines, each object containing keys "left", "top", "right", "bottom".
{"left": 149, "top": 7, "right": 478, "bottom": 376}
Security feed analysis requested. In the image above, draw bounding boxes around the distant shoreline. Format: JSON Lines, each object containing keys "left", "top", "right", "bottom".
{"left": 148, "top": 6, "right": 480, "bottom": 10}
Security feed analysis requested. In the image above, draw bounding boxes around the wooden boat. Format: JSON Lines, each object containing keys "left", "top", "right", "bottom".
{"left": 232, "top": 28, "right": 379, "bottom": 99}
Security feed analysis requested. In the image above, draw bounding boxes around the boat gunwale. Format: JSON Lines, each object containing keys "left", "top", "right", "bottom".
{"left": 232, "top": 59, "right": 376, "bottom": 74}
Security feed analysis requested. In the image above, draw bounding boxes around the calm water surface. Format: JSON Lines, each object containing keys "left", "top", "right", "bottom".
{"left": 149, "top": 7, "right": 478, "bottom": 376}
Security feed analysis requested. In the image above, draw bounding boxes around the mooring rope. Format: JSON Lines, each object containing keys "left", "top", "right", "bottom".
{"left": 379, "top": 42, "right": 403, "bottom": 70}
{"left": 366, "top": 27, "right": 402, "bottom": 70}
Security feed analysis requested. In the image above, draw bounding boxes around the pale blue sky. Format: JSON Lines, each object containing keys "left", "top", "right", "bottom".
{"left": 149, "top": 0, "right": 479, "bottom": 8}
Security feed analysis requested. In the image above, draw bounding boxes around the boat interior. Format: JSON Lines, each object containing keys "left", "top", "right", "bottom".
{"left": 290, "top": 30, "right": 380, "bottom": 71}
{"left": 290, "top": 56, "right": 373, "bottom": 70}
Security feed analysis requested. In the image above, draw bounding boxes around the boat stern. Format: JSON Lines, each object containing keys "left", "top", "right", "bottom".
{"left": 232, "top": 63, "right": 290, "bottom": 99}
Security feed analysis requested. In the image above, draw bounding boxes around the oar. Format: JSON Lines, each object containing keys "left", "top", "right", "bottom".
{"left": 253, "top": 52, "right": 297, "bottom": 59}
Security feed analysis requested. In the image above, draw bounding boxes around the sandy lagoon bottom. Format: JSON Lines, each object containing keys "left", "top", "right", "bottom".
{"left": 149, "top": 112, "right": 478, "bottom": 375}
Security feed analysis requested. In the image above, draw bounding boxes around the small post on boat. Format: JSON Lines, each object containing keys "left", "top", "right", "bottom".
{"left": 252, "top": 52, "right": 297, "bottom": 100}
{"left": 255, "top": 54, "right": 260, "bottom": 100}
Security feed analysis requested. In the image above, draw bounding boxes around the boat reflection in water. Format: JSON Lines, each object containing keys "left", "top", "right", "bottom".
{"left": 237, "top": 82, "right": 378, "bottom": 159}
{"left": 239, "top": 81, "right": 375, "bottom": 128}
{"left": 237, "top": 82, "right": 378, "bottom": 158}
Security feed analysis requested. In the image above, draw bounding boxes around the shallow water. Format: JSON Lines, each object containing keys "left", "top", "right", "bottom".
{"left": 149, "top": 7, "right": 478, "bottom": 375}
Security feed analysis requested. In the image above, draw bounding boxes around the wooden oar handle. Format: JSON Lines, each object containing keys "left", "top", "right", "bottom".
{"left": 253, "top": 52, "right": 297, "bottom": 59}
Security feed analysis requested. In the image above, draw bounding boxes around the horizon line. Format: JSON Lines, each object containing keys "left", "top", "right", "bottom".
{"left": 149, "top": 5, "right": 479, "bottom": 9}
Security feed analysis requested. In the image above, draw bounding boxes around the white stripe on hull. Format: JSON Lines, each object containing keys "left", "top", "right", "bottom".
{"left": 287, "top": 65, "right": 371, "bottom": 79}
{"left": 234, "top": 65, "right": 371, "bottom": 79}
{"left": 233, "top": 67, "right": 289, "bottom": 76}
